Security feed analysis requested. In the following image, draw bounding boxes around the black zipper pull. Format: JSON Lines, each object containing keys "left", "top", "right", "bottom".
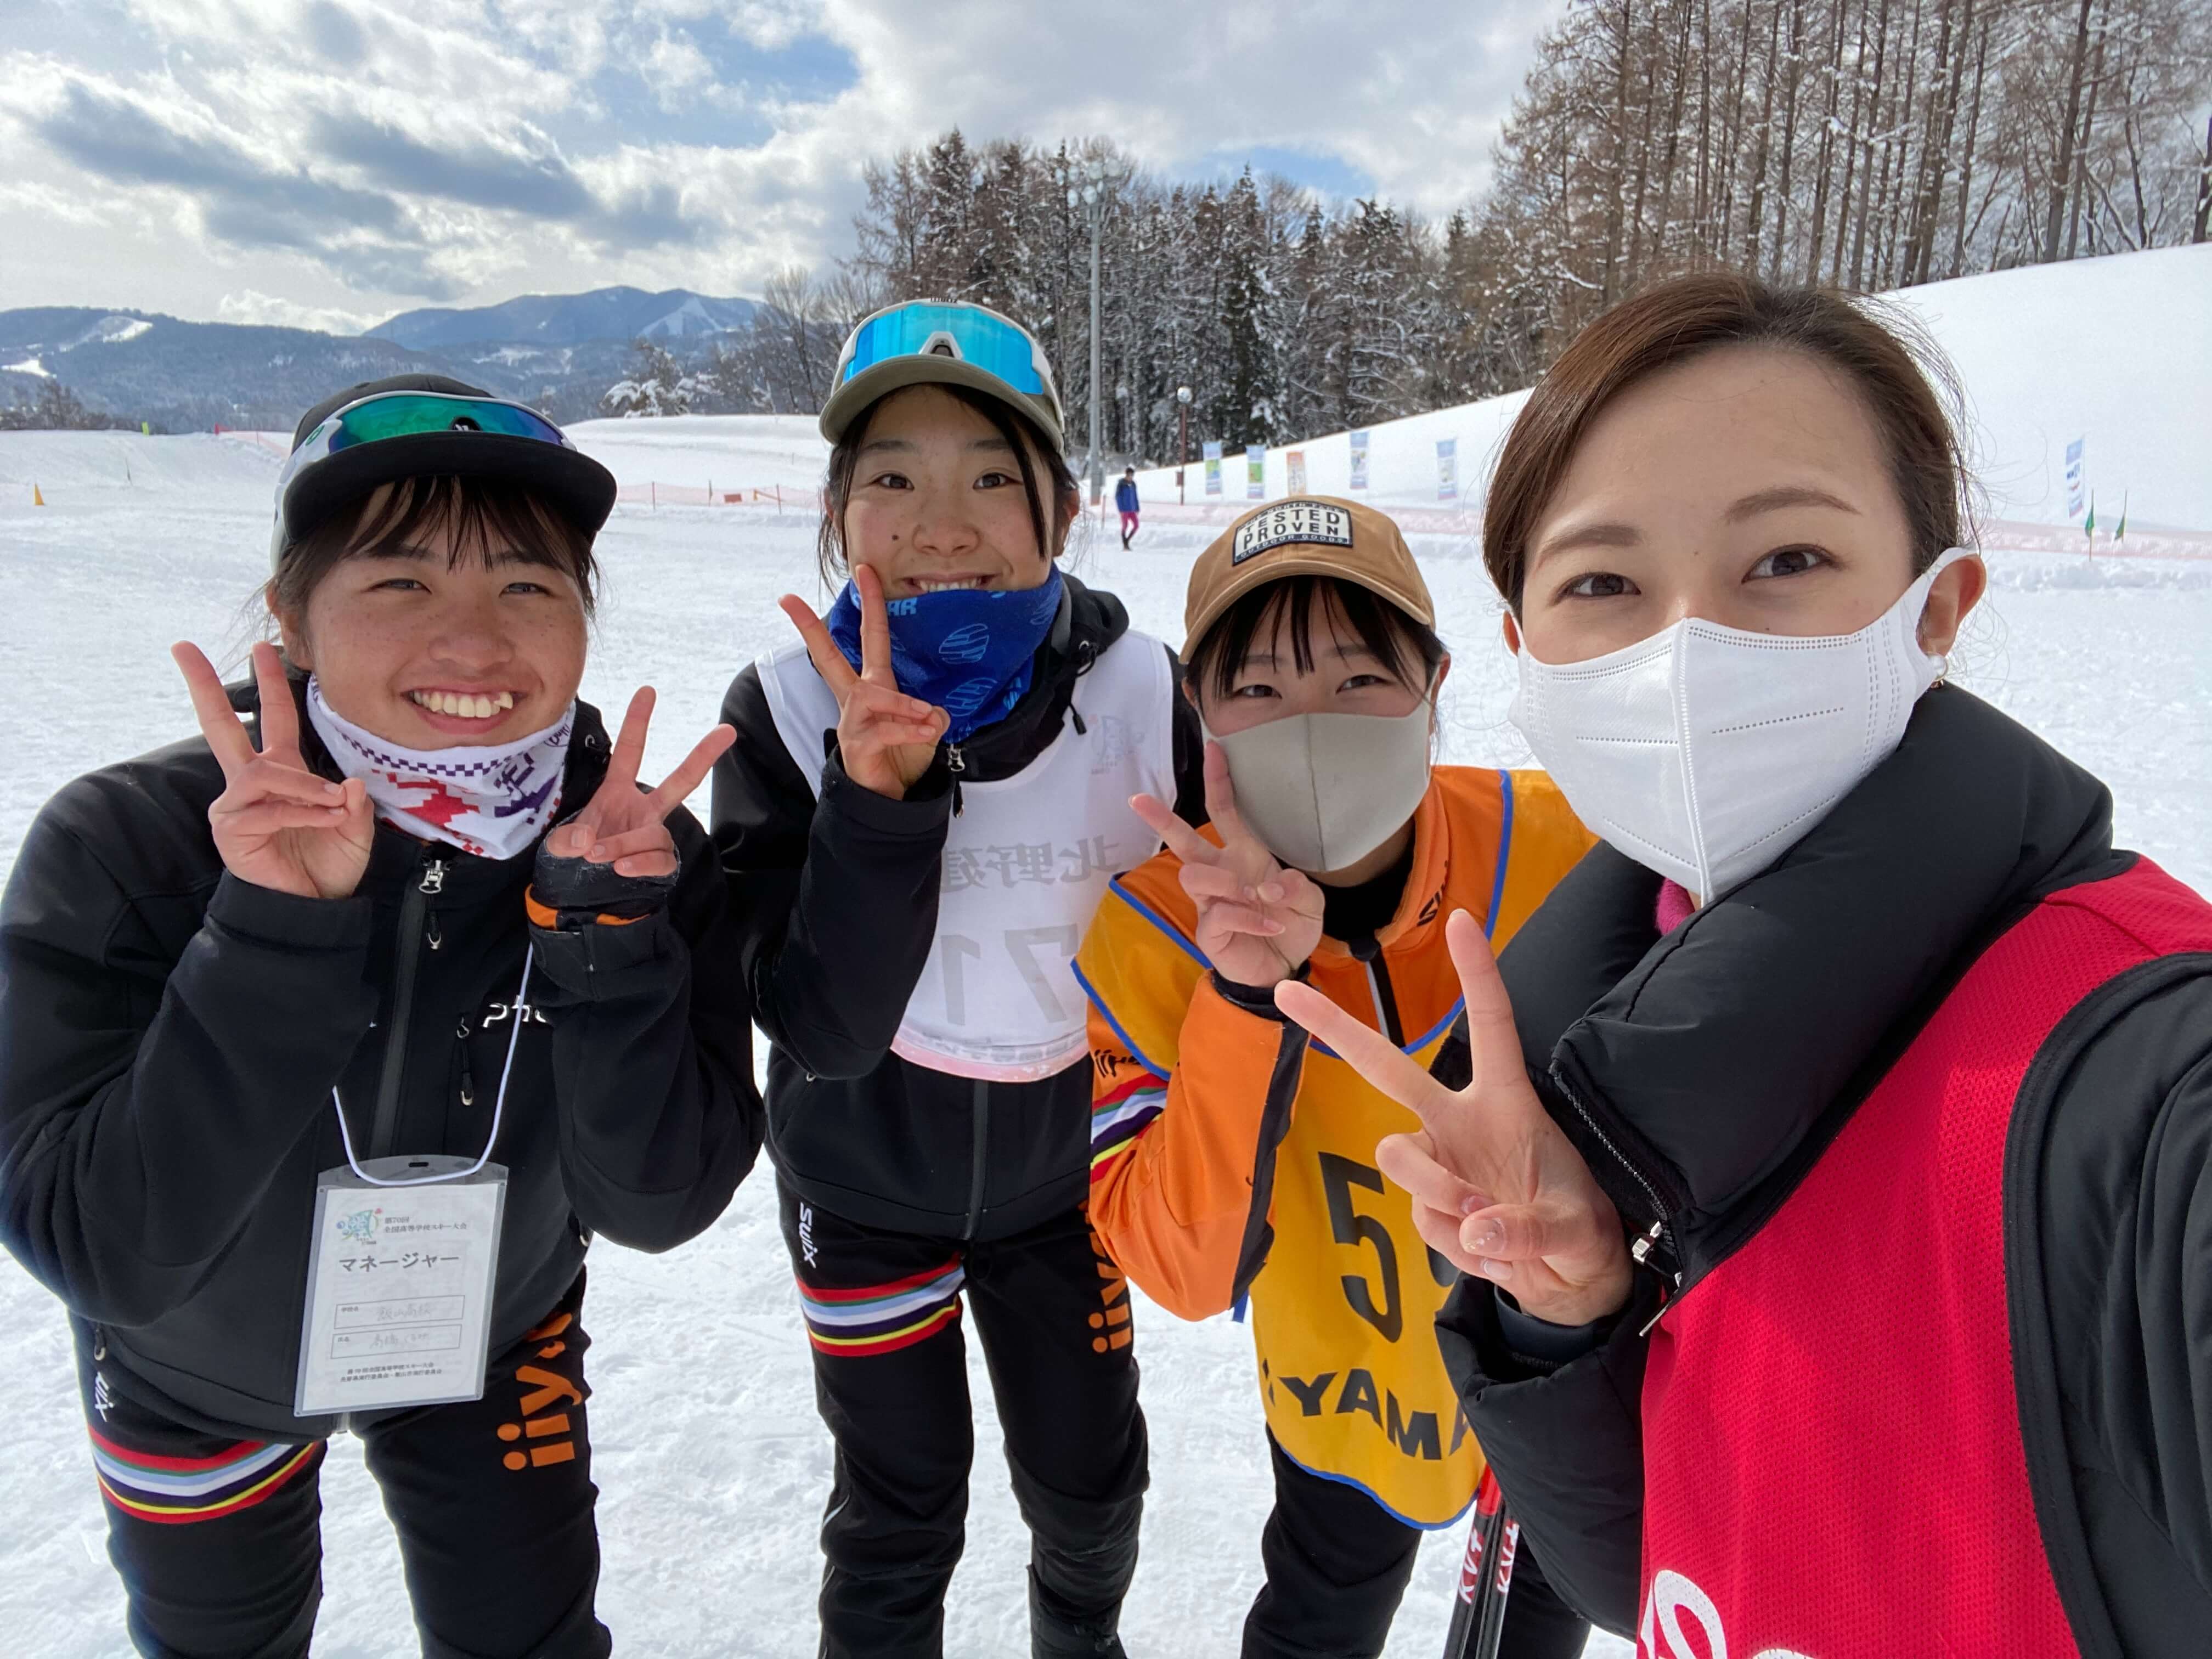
{"left": 422, "top": 857, "right": 447, "bottom": 950}
{"left": 946, "top": 742, "right": 966, "bottom": 817}
{"left": 455, "top": 1017, "right": 476, "bottom": 1108}
{"left": 1635, "top": 1221, "right": 1688, "bottom": 1336}
{"left": 1630, "top": 1219, "right": 1674, "bottom": 1270}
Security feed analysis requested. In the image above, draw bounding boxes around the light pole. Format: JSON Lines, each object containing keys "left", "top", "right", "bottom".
{"left": 1068, "top": 159, "right": 1109, "bottom": 505}
{"left": 1175, "top": 386, "right": 1192, "bottom": 504}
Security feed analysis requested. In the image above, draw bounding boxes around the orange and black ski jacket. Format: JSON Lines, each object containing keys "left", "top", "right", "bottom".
{"left": 1075, "top": 765, "right": 1594, "bottom": 1526}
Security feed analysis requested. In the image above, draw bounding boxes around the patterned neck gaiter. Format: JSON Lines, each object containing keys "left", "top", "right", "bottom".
{"left": 304, "top": 676, "right": 572, "bottom": 861}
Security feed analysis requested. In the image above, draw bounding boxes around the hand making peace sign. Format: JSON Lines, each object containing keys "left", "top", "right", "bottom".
{"left": 779, "top": 563, "right": 949, "bottom": 800}
{"left": 543, "top": 687, "right": 736, "bottom": 879}
{"left": 1275, "top": 909, "right": 1633, "bottom": 1328}
{"left": 173, "top": 639, "right": 375, "bottom": 901}
{"left": 1129, "top": 741, "right": 1324, "bottom": 989}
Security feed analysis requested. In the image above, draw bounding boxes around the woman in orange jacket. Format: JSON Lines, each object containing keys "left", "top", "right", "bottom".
{"left": 1073, "top": 497, "right": 1596, "bottom": 1657}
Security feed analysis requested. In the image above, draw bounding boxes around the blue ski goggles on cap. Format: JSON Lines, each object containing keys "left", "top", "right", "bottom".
{"left": 833, "top": 302, "right": 1058, "bottom": 400}
{"left": 270, "top": 389, "right": 611, "bottom": 574}
{"left": 277, "top": 392, "right": 577, "bottom": 493}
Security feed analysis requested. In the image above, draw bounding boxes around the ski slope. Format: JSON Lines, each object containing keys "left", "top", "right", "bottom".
{"left": 2, "top": 247, "right": 2209, "bottom": 1655}
{"left": 1128, "top": 242, "right": 2212, "bottom": 538}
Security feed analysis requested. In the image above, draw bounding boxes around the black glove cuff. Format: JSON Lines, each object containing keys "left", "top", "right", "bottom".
{"left": 531, "top": 842, "right": 679, "bottom": 924}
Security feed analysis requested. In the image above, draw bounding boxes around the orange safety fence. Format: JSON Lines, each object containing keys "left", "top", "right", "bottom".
{"left": 1974, "top": 519, "right": 2212, "bottom": 561}
{"left": 202, "top": 444, "right": 2212, "bottom": 560}
{"left": 1099, "top": 498, "right": 1488, "bottom": 538}
{"left": 1100, "top": 499, "right": 2212, "bottom": 560}
{"left": 213, "top": 428, "right": 292, "bottom": 455}
{"left": 613, "top": 482, "right": 823, "bottom": 512}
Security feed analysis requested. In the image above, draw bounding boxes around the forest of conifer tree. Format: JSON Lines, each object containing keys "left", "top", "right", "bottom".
{"left": 672, "top": 0, "right": 2208, "bottom": 462}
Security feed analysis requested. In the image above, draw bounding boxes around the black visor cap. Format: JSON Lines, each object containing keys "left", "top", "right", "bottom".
{"left": 278, "top": 374, "right": 617, "bottom": 549}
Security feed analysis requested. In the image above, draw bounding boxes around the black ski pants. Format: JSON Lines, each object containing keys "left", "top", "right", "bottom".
{"left": 76, "top": 1273, "right": 607, "bottom": 1659}
{"left": 1244, "top": 1433, "right": 1588, "bottom": 1659}
{"left": 779, "top": 1180, "right": 1148, "bottom": 1658}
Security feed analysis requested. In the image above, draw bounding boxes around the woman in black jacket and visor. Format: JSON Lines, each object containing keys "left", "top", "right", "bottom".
{"left": 712, "top": 302, "right": 1203, "bottom": 1658}
{"left": 0, "top": 374, "right": 761, "bottom": 1659}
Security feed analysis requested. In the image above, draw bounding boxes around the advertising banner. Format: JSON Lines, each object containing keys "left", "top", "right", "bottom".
{"left": 1204, "top": 440, "right": 1223, "bottom": 497}
{"left": 1246, "top": 445, "right": 1267, "bottom": 500}
{"left": 1286, "top": 450, "right": 1307, "bottom": 494}
{"left": 1437, "top": 438, "right": 1458, "bottom": 502}
{"left": 2065, "top": 437, "right": 2086, "bottom": 519}
{"left": 1349, "top": 430, "right": 1370, "bottom": 491}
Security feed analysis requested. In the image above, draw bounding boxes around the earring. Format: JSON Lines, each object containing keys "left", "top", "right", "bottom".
{"left": 1932, "top": 653, "right": 1951, "bottom": 686}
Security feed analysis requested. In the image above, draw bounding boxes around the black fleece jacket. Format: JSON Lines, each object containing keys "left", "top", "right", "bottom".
{"left": 0, "top": 679, "right": 762, "bottom": 1442}
{"left": 711, "top": 575, "right": 1204, "bottom": 1241}
{"left": 1430, "top": 686, "right": 2212, "bottom": 1655}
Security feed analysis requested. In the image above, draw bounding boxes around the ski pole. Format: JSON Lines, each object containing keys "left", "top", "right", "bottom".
{"left": 1442, "top": 1466, "right": 1519, "bottom": 1659}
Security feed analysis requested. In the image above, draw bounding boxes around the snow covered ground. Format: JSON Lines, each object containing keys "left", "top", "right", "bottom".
{"left": 564, "top": 413, "right": 827, "bottom": 493}
{"left": 2, "top": 245, "right": 2208, "bottom": 1655}
{"left": 3, "top": 449, "right": 2209, "bottom": 1655}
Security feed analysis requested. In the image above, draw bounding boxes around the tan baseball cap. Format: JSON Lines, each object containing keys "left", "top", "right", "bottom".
{"left": 1181, "top": 496, "right": 1434, "bottom": 661}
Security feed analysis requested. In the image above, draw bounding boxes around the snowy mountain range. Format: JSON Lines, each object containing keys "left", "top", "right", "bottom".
{"left": 368, "top": 286, "right": 759, "bottom": 351}
{"left": 0, "top": 286, "right": 763, "bottom": 432}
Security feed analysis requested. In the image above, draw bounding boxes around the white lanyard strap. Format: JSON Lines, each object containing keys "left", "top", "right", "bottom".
{"left": 330, "top": 945, "right": 535, "bottom": 1188}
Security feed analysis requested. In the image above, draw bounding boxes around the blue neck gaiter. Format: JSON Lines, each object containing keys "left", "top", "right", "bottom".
{"left": 826, "top": 566, "right": 1065, "bottom": 745}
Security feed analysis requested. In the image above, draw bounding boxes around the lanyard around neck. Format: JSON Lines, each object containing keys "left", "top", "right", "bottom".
{"left": 330, "top": 945, "right": 535, "bottom": 1187}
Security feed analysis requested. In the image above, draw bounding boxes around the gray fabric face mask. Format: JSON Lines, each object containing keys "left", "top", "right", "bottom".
{"left": 1203, "top": 699, "right": 1435, "bottom": 874}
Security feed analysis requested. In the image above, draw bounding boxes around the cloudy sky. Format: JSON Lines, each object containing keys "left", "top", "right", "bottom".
{"left": 0, "top": 0, "right": 1560, "bottom": 335}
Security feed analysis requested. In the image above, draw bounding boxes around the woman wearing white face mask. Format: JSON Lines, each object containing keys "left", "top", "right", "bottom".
{"left": 1075, "top": 499, "right": 1596, "bottom": 1658}
{"left": 0, "top": 375, "right": 761, "bottom": 1657}
{"left": 1280, "top": 276, "right": 2212, "bottom": 1658}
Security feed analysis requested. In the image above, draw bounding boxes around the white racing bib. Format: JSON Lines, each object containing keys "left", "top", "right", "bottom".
{"left": 759, "top": 626, "right": 1176, "bottom": 1081}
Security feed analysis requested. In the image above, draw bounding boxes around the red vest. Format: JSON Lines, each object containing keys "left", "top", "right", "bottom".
{"left": 1638, "top": 859, "right": 2212, "bottom": 1658}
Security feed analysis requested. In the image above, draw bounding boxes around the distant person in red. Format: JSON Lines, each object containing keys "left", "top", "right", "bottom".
{"left": 1115, "top": 466, "right": 1140, "bottom": 548}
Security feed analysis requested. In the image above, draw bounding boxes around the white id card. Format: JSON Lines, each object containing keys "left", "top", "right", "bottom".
{"left": 294, "top": 1156, "right": 508, "bottom": 1418}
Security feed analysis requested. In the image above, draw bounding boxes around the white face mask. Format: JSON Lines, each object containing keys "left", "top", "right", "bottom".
{"left": 1509, "top": 549, "right": 1969, "bottom": 900}
{"left": 306, "top": 677, "right": 573, "bottom": 862}
{"left": 1204, "top": 696, "right": 1435, "bottom": 876}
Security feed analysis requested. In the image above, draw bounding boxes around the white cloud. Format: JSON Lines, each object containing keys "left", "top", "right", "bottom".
{"left": 217, "top": 288, "right": 385, "bottom": 333}
{"left": 641, "top": 30, "right": 715, "bottom": 110}
{"left": 0, "top": 176, "right": 112, "bottom": 227}
{"left": 0, "top": 0, "right": 1561, "bottom": 320}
